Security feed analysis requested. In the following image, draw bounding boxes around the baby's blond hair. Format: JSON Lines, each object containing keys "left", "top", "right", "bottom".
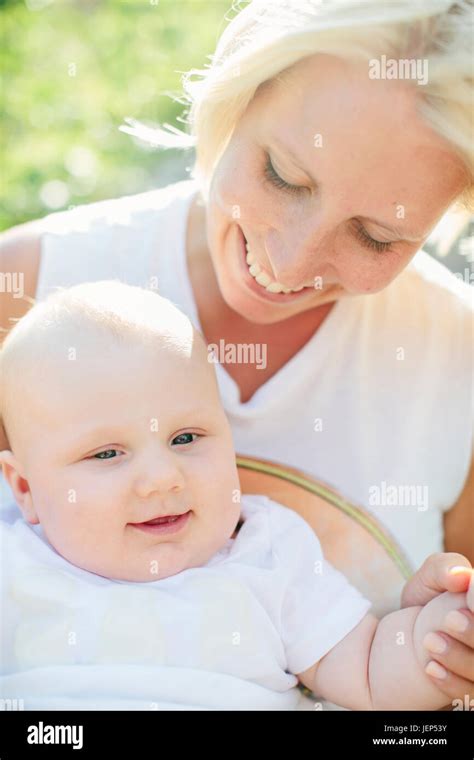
{"left": 0, "top": 281, "right": 198, "bottom": 450}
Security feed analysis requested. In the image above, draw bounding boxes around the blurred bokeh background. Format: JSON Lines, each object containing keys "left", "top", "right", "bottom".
{"left": 1, "top": 0, "right": 472, "bottom": 278}
{"left": 0, "top": 0, "right": 230, "bottom": 230}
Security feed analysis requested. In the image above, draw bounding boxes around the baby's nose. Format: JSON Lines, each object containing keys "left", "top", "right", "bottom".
{"left": 132, "top": 451, "right": 185, "bottom": 498}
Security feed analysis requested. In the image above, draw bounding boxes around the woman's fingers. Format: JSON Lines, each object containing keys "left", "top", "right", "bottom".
{"left": 401, "top": 553, "right": 473, "bottom": 608}
{"left": 441, "top": 608, "right": 474, "bottom": 648}
{"left": 423, "top": 608, "right": 474, "bottom": 703}
{"left": 423, "top": 632, "right": 474, "bottom": 681}
{"left": 425, "top": 660, "right": 473, "bottom": 705}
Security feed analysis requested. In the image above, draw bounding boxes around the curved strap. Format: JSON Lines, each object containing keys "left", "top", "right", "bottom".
{"left": 236, "top": 455, "right": 413, "bottom": 580}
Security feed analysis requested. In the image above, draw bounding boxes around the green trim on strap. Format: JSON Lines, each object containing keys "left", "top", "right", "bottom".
{"left": 236, "top": 455, "right": 413, "bottom": 580}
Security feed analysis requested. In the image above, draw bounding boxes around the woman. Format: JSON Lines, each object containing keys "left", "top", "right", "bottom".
{"left": 1, "top": 0, "right": 472, "bottom": 701}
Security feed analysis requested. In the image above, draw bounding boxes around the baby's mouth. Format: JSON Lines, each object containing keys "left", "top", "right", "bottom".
{"left": 129, "top": 510, "right": 192, "bottom": 535}
{"left": 143, "top": 514, "right": 183, "bottom": 525}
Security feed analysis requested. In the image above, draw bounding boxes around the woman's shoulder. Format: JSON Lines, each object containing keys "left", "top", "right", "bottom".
{"left": 365, "top": 250, "right": 472, "bottom": 342}
{"left": 0, "top": 178, "right": 198, "bottom": 328}
{"left": 38, "top": 177, "right": 197, "bottom": 237}
{"left": 31, "top": 178, "right": 197, "bottom": 300}
{"left": 392, "top": 250, "right": 472, "bottom": 318}
{"left": 404, "top": 250, "right": 472, "bottom": 311}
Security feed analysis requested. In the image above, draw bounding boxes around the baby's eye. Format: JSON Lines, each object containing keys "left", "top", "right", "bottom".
{"left": 93, "top": 449, "right": 120, "bottom": 460}
{"left": 171, "top": 433, "right": 200, "bottom": 446}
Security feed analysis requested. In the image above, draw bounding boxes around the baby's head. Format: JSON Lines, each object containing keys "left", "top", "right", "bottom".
{"left": 0, "top": 281, "right": 241, "bottom": 582}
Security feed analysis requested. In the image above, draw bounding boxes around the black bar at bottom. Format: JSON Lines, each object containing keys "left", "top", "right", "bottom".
{"left": 0, "top": 709, "right": 472, "bottom": 757}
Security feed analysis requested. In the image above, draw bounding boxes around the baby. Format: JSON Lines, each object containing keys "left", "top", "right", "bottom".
{"left": 0, "top": 281, "right": 472, "bottom": 711}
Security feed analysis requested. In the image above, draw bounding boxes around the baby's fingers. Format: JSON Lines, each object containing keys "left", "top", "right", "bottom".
{"left": 401, "top": 554, "right": 472, "bottom": 608}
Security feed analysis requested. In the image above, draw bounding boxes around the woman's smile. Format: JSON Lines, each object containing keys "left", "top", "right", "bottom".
{"left": 235, "top": 223, "right": 322, "bottom": 304}
{"left": 232, "top": 222, "right": 344, "bottom": 306}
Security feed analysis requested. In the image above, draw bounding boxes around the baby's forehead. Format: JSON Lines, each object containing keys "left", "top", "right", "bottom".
{"left": 38, "top": 324, "right": 215, "bottom": 395}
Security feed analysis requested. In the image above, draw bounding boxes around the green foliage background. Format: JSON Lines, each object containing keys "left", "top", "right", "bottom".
{"left": 1, "top": 0, "right": 231, "bottom": 231}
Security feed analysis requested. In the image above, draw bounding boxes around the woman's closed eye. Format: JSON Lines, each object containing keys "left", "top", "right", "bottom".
{"left": 353, "top": 222, "right": 393, "bottom": 253}
{"left": 263, "top": 154, "right": 394, "bottom": 254}
{"left": 263, "top": 154, "right": 305, "bottom": 195}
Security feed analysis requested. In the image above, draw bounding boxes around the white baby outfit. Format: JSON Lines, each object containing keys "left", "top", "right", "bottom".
{"left": 0, "top": 495, "right": 370, "bottom": 710}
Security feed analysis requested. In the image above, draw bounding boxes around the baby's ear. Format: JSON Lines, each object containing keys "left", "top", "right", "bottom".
{"left": 0, "top": 450, "right": 39, "bottom": 524}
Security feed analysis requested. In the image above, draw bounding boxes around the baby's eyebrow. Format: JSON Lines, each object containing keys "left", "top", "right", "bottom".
{"left": 71, "top": 426, "right": 128, "bottom": 449}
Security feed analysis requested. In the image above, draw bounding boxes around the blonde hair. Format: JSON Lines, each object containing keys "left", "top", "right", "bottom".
{"left": 122, "top": 0, "right": 473, "bottom": 213}
{"left": 0, "top": 282, "right": 196, "bottom": 445}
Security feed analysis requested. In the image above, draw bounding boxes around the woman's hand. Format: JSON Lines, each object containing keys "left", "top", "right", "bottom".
{"left": 401, "top": 553, "right": 474, "bottom": 705}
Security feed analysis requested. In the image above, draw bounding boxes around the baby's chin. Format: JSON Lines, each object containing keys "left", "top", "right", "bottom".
{"left": 83, "top": 548, "right": 221, "bottom": 583}
{"left": 54, "top": 522, "right": 239, "bottom": 582}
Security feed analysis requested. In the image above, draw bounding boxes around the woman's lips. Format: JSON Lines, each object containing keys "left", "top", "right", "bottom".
{"left": 129, "top": 510, "right": 192, "bottom": 536}
{"left": 235, "top": 226, "right": 315, "bottom": 304}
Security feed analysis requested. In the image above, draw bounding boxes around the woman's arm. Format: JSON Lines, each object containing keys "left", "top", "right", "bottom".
{"left": 0, "top": 223, "right": 41, "bottom": 450}
{"left": 0, "top": 222, "right": 41, "bottom": 340}
{"left": 444, "top": 454, "right": 474, "bottom": 565}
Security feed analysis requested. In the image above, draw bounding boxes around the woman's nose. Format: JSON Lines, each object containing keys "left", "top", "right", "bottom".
{"left": 132, "top": 449, "right": 185, "bottom": 499}
{"left": 265, "top": 220, "right": 332, "bottom": 287}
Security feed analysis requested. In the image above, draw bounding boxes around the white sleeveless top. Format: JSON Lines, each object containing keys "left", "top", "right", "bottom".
{"left": 26, "top": 179, "right": 473, "bottom": 569}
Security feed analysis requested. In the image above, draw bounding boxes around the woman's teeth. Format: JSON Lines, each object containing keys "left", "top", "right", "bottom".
{"left": 244, "top": 241, "right": 307, "bottom": 294}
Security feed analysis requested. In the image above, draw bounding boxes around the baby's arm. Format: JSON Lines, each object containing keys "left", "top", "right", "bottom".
{"left": 298, "top": 589, "right": 472, "bottom": 710}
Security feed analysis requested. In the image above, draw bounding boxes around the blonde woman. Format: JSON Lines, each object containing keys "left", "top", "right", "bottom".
{"left": 1, "top": 0, "right": 472, "bottom": 704}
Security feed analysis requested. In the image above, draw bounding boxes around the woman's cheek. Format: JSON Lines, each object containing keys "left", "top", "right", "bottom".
{"left": 212, "top": 142, "right": 265, "bottom": 215}
{"left": 338, "top": 252, "right": 404, "bottom": 294}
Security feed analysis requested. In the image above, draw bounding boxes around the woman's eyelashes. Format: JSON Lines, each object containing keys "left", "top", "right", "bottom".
{"left": 263, "top": 154, "right": 305, "bottom": 195}
{"left": 352, "top": 222, "right": 393, "bottom": 253}
{"left": 263, "top": 154, "right": 393, "bottom": 254}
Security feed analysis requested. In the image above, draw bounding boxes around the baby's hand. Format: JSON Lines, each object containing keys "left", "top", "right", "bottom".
{"left": 402, "top": 553, "right": 473, "bottom": 704}
{"left": 412, "top": 575, "right": 474, "bottom": 706}
{"left": 401, "top": 552, "right": 473, "bottom": 608}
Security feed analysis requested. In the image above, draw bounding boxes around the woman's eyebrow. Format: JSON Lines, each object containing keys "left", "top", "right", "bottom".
{"left": 270, "top": 137, "right": 426, "bottom": 243}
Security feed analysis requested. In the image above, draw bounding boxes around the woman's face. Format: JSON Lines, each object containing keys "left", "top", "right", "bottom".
{"left": 205, "top": 54, "right": 469, "bottom": 324}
